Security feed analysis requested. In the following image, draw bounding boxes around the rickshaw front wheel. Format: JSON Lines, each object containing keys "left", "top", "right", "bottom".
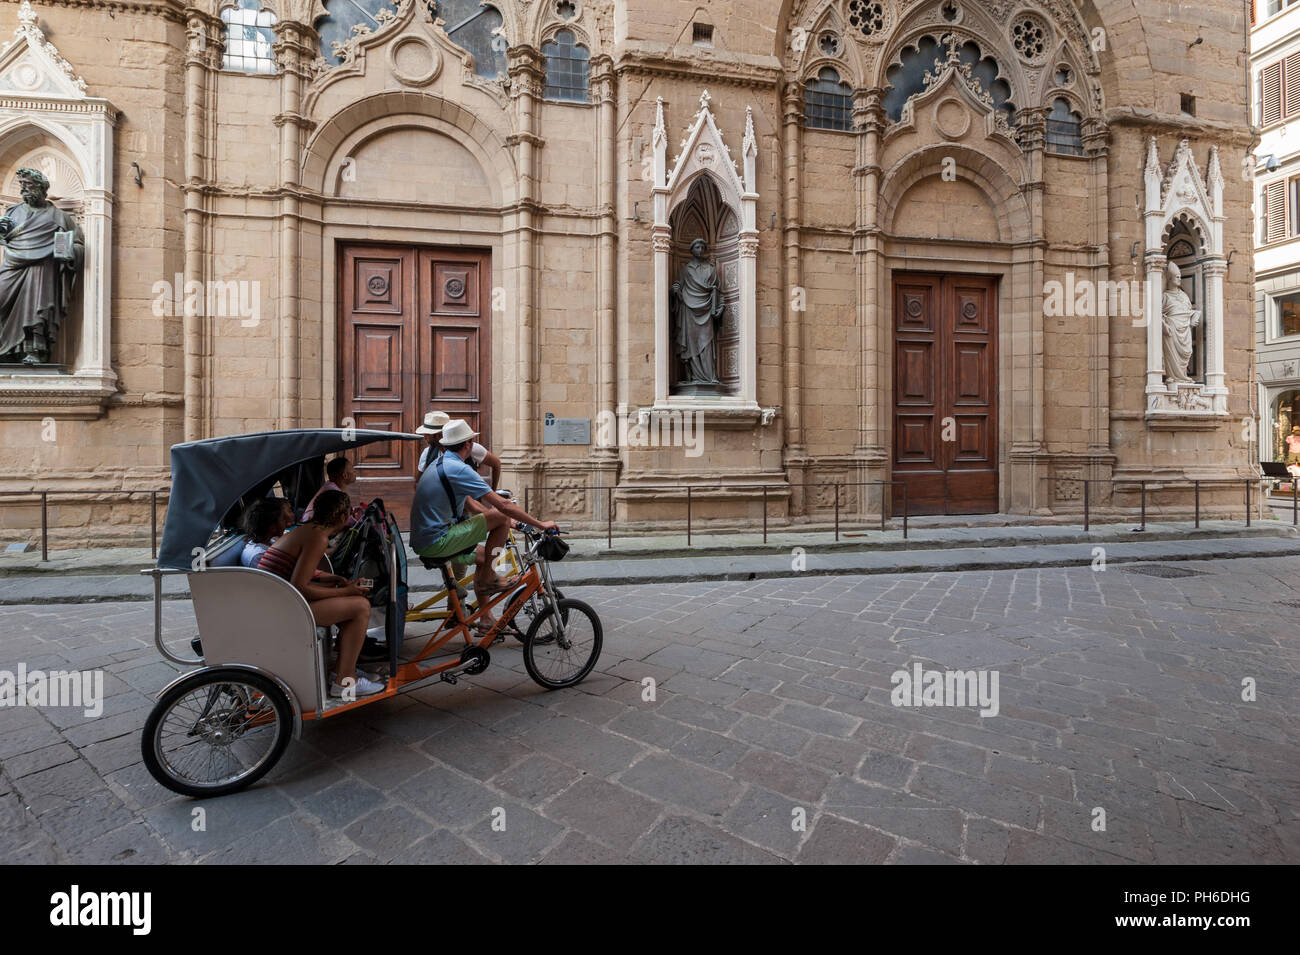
{"left": 523, "top": 598, "right": 603, "bottom": 690}
{"left": 142, "top": 668, "right": 294, "bottom": 798}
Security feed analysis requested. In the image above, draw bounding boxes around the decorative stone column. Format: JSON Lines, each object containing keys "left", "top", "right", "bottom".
{"left": 273, "top": 20, "right": 316, "bottom": 430}
{"left": 780, "top": 81, "right": 803, "bottom": 456}
{"left": 506, "top": 46, "right": 545, "bottom": 455}
{"left": 590, "top": 54, "right": 618, "bottom": 458}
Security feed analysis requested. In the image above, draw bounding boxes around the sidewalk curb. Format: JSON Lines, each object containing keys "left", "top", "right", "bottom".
{"left": 3, "top": 540, "right": 1298, "bottom": 604}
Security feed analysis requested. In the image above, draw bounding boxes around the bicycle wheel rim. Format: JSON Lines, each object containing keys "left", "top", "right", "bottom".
{"left": 526, "top": 601, "right": 600, "bottom": 687}
{"left": 151, "top": 680, "right": 286, "bottom": 791}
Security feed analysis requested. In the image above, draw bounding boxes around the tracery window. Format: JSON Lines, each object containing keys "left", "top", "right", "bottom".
{"left": 1045, "top": 97, "right": 1083, "bottom": 156}
{"left": 804, "top": 67, "right": 853, "bottom": 131}
{"left": 221, "top": 0, "right": 277, "bottom": 74}
{"left": 542, "top": 29, "right": 589, "bottom": 102}
{"left": 882, "top": 34, "right": 1014, "bottom": 125}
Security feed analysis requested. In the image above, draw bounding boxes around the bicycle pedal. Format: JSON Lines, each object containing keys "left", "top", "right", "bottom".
{"left": 440, "top": 673, "right": 459, "bottom": 685}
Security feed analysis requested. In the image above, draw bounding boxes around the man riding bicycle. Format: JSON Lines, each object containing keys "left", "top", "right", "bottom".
{"left": 409, "top": 419, "right": 558, "bottom": 625}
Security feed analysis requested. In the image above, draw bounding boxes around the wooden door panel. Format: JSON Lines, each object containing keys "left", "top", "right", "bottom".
{"left": 352, "top": 258, "right": 405, "bottom": 314}
{"left": 352, "top": 325, "right": 404, "bottom": 400}
{"left": 893, "top": 272, "right": 998, "bottom": 515}
{"left": 419, "top": 249, "right": 490, "bottom": 452}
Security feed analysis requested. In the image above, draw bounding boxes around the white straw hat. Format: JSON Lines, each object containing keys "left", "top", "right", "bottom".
{"left": 438, "top": 419, "right": 479, "bottom": 446}
{"left": 416, "top": 410, "right": 450, "bottom": 435}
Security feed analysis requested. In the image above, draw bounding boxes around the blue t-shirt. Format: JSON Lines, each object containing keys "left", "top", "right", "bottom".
{"left": 409, "top": 451, "right": 493, "bottom": 549}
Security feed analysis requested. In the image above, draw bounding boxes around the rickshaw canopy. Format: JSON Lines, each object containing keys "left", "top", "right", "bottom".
{"left": 157, "top": 428, "right": 421, "bottom": 570}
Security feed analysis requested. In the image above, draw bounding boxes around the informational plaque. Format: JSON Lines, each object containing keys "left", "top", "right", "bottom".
{"left": 543, "top": 414, "right": 590, "bottom": 445}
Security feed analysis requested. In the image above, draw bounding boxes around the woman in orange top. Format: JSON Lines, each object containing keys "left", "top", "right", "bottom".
{"left": 258, "top": 489, "right": 382, "bottom": 698}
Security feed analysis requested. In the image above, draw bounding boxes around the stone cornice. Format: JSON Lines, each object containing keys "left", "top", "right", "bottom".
{"left": 0, "top": 95, "right": 118, "bottom": 122}
{"left": 614, "top": 45, "right": 782, "bottom": 91}
{"left": 9, "top": 0, "right": 186, "bottom": 22}
{"left": 505, "top": 131, "right": 545, "bottom": 149}
{"left": 1104, "top": 107, "right": 1255, "bottom": 148}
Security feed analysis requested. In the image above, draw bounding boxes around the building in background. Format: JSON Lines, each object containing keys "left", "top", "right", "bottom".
{"left": 0, "top": 0, "right": 1260, "bottom": 543}
{"left": 1253, "top": 0, "right": 1300, "bottom": 470}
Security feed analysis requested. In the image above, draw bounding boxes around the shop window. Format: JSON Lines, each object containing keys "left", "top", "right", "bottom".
{"left": 1275, "top": 291, "right": 1300, "bottom": 338}
{"left": 221, "top": 0, "right": 277, "bottom": 74}
{"left": 542, "top": 29, "right": 590, "bottom": 102}
{"left": 804, "top": 67, "right": 853, "bottom": 131}
{"left": 1045, "top": 97, "right": 1083, "bottom": 156}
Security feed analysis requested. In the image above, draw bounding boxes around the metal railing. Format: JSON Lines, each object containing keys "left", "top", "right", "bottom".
{"left": 523, "top": 481, "right": 909, "bottom": 547}
{"left": 0, "top": 489, "right": 167, "bottom": 562}
{"left": 1043, "top": 478, "right": 1279, "bottom": 531}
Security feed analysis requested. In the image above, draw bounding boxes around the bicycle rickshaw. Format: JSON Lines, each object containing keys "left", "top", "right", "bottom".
{"left": 139, "top": 428, "right": 602, "bottom": 797}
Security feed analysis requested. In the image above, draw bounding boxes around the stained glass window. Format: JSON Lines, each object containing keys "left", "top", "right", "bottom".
{"left": 804, "top": 67, "right": 853, "bottom": 131}
{"left": 543, "top": 30, "right": 589, "bottom": 102}
{"left": 882, "top": 35, "right": 1014, "bottom": 125}
{"left": 1045, "top": 98, "right": 1083, "bottom": 156}
{"left": 222, "top": 0, "right": 277, "bottom": 74}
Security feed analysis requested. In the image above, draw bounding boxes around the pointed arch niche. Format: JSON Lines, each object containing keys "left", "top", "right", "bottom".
{"left": 0, "top": 2, "right": 118, "bottom": 419}
{"left": 1141, "top": 138, "right": 1227, "bottom": 426}
{"left": 651, "top": 92, "right": 771, "bottom": 423}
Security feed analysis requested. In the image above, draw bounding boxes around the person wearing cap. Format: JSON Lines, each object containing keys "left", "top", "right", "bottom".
{"left": 410, "top": 419, "right": 557, "bottom": 615}
{"left": 415, "top": 410, "right": 501, "bottom": 489}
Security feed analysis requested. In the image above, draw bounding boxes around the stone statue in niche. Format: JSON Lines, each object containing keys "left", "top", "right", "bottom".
{"left": 1160, "top": 260, "right": 1201, "bottom": 384}
{"left": 670, "top": 237, "right": 726, "bottom": 394}
{"left": 0, "top": 168, "right": 83, "bottom": 366}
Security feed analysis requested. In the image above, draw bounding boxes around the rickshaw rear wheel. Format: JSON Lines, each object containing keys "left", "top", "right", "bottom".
{"left": 523, "top": 598, "right": 603, "bottom": 690}
{"left": 142, "top": 668, "right": 293, "bottom": 798}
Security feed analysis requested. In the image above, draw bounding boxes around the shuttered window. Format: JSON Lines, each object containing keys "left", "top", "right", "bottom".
{"left": 1262, "top": 61, "right": 1283, "bottom": 125}
{"left": 1263, "top": 179, "right": 1288, "bottom": 243}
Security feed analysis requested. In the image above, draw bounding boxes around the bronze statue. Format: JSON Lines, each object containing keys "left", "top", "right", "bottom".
{"left": 0, "top": 167, "right": 84, "bottom": 365}
{"left": 670, "top": 237, "right": 726, "bottom": 389}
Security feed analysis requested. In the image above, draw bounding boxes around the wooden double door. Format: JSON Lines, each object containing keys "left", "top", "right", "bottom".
{"left": 337, "top": 243, "right": 490, "bottom": 518}
{"left": 892, "top": 272, "right": 999, "bottom": 516}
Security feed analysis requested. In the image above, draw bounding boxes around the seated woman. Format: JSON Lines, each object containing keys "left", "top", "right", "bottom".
{"left": 257, "top": 489, "right": 383, "bottom": 699}
{"left": 240, "top": 497, "right": 295, "bottom": 568}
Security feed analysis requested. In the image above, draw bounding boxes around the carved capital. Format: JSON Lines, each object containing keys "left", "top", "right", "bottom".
{"left": 738, "top": 236, "right": 759, "bottom": 259}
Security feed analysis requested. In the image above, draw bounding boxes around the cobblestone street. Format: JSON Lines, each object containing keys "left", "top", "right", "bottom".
{"left": 1, "top": 556, "right": 1297, "bottom": 864}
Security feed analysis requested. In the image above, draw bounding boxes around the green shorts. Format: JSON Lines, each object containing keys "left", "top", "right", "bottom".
{"left": 415, "top": 514, "right": 488, "bottom": 562}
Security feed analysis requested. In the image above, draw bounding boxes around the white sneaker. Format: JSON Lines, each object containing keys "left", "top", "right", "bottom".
{"left": 329, "top": 674, "right": 386, "bottom": 699}
{"left": 330, "top": 668, "right": 385, "bottom": 685}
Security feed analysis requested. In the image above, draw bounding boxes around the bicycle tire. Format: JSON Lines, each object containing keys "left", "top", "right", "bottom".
{"left": 523, "top": 598, "right": 602, "bottom": 690}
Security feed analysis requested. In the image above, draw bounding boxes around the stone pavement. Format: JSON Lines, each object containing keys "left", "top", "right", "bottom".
{"left": 1, "top": 555, "right": 1297, "bottom": 864}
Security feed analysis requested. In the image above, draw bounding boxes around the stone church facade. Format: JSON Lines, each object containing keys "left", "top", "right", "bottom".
{"left": 0, "top": 0, "right": 1258, "bottom": 542}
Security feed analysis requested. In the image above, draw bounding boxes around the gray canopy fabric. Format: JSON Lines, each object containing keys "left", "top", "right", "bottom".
{"left": 157, "top": 429, "right": 420, "bottom": 570}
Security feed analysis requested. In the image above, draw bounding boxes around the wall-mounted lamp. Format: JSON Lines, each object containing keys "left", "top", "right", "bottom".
{"left": 1129, "top": 240, "right": 1142, "bottom": 261}
{"left": 130, "top": 162, "right": 144, "bottom": 187}
{"left": 633, "top": 201, "right": 641, "bottom": 222}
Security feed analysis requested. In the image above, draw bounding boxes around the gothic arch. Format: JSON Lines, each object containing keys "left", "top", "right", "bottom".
{"left": 300, "top": 89, "right": 517, "bottom": 204}
{"left": 877, "top": 143, "right": 1031, "bottom": 242}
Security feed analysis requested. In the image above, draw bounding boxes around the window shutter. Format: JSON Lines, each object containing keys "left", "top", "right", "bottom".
{"left": 1251, "top": 0, "right": 1257, "bottom": 27}
{"left": 1263, "top": 61, "right": 1283, "bottom": 125}
{"left": 1265, "top": 179, "right": 1287, "bottom": 242}
{"left": 1286, "top": 56, "right": 1300, "bottom": 117}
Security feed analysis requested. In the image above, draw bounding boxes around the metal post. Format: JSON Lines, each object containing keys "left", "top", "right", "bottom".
{"left": 525, "top": 486, "right": 530, "bottom": 517}
{"left": 1194, "top": 480, "right": 1200, "bottom": 529}
{"left": 879, "top": 482, "right": 886, "bottom": 533}
{"left": 40, "top": 491, "right": 47, "bottom": 562}
{"left": 150, "top": 490, "right": 158, "bottom": 559}
{"left": 1083, "top": 480, "right": 1090, "bottom": 532}
{"left": 834, "top": 484, "right": 840, "bottom": 542}
{"left": 762, "top": 485, "right": 768, "bottom": 544}
{"left": 607, "top": 485, "right": 612, "bottom": 549}
{"left": 686, "top": 485, "right": 691, "bottom": 546}
{"left": 1140, "top": 481, "right": 1146, "bottom": 531}
{"left": 1293, "top": 479, "right": 1297, "bottom": 526}
{"left": 901, "top": 483, "right": 908, "bottom": 540}
{"left": 1246, "top": 479, "right": 1251, "bottom": 527}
